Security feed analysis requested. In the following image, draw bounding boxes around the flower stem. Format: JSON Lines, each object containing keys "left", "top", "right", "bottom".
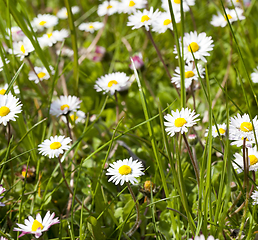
{"left": 126, "top": 182, "right": 140, "bottom": 237}
{"left": 182, "top": 133, "right": 200, "bottom": 187}
{"left": 58, "top": 157, "right": 91, "bottom": 213}
{"left": 146, "top": 30, "right": 180, "bottom": 96}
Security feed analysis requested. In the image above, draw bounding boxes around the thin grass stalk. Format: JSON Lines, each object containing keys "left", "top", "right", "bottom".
{"left": 125, "top": 183, "right": 140, "bottom": 237}
{"left": 131, "top": 59, "right": 183, "bottom": 236}
{"left": 64, "top": 0, "right": 79, "bottom": 93}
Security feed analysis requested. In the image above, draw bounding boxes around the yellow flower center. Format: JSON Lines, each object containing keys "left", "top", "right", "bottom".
{"left": 0, "top": 106, "right": 10, "bottom": 117}
{"left": 89, "top": 25, "right": 94, "bottom": 29}
{"left": 60, "top": 104, "right": 70, "bottom": 111}
{"left": 174, "top": 117, "right": 187, "bottom": 127}
{"left": 249, "top": 155, "right": 258, "bottom": 166}
{"left": 185, "top": 71, "right": 195, "bottom": 78}
{"left": 219, "top": 128, "right": 226, "bottom": 134}
{"left": 107, "top": 5, "right": 113, "bottom": 9}
{"left": 163, "top": 19, "right": 172, "bottom": 26}
{"left": 118, "top": 165, "right": 132, "bottom": 175}
{"left": 224, "top": 14, "right": 233, "bottom": 20}
{"left": 0, "top": 89, "right": 6, "bottom": 95}
{"left": 47, "top": 33, "right": 52, "bottom": 38}
{"left": 174, "top": 0, "right": 181, "bottom": 3}
{"left": 20, "top": 45, "right": 25, "bottom": 54}
{"left": 141, "top": 15, "right": 150, "bottom": 23}
{"left": 188, "top": 42, "right": 200, "bottom": 53}
{"left": 144, "top": 180, "right": 154, "bottom": 191}
{"left": 70, "top": 114, "right": 79, "bottom": 121}
{"left": 31, "top": 220, "right": 44, "bottom": 232}
{"left": 50, "top": 141, "right": 62, "bottom": 150}
{"left": 240, "top": 122, "right": 253, "bottom": 132}
{"left": 107, "top": 80, "right": 118, "bottom": 88}
{"left": 129, "top": 1, "right": 135, "bottom": 7}
{"left": 37, "top": 72, "right": 46, "bottom": 78}
{"left": 39, "top": 21, "right": 47, "bottom": 26}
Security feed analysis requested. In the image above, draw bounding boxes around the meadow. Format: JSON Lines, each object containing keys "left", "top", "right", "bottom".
{"left": 0, "top": 0, "right": 257, "bottom": 239}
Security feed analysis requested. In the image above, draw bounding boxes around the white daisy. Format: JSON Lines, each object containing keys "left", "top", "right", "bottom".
{"left": 127, "top": 7, "right": 161, "bottom": 31}
{"left": 152, "top": 11, "right": 180, "bottom": 34}
{"left": 119, "top": 0, "right": 147, "bottom": 14}
{"left": 97, "top": 0, "right": 119, "bottom": 16}
{"left": 31, "top": 14, "right": 59, "bottom": 31}
{"left": 28, "top": 66, "right": 54, "bottom": 84}
{"left": 78, "top": 22, "right": 104, "bottom": 33}
{"left": 57, "top": 6, "right": 80, "bottom": 19}
{"left": 233, "top": 147, "right": 258, "bottom": 173}
{"left": 0, "top": 58, "right": 10, "bottom": 72}
{"left": 0, "top": 94, "right": 22, "bottom": 126}
{"left": 204, "top": 123, "right": 227, "bottom": 138}
{"left": 161, "top": 0, "right": 195, "bottom": 13}
{"left": 106, "top": 157, "right": 144, "bottom": 185}
{"left": 229, "top": 113, "right": 258, "bottom": 140}
{"left": 6, "top": 26, "right": 25, "bottom": 42}
{"left": 189, "top": 235, "right": 218, "bottom": 240}
{"left": 50, "top": 95, "right": 82, "bottom": 117}
{"left": 251, "top": 187, "right": 258, "bottom": 205}
{"left": 9, "top": 37, "right": 34, "bottom": 60}
{"left": 210, "top": 8, "right": 245, "bottom": 28}
{"left": 227, "top": 0, "right": 242, "bottom": 7}
{"left": 38, "top": 29, "right": 69, "bottom": 48}
{"left": 38, "top": 135, "right": 72, "bottom": 159}
{"left": 1, "top": 237, "right": 7, "bottom": 240}
{"left": 0, "top": 83, "right": 20, "bottom": 95}
{"left": 56, "top": 47, "right": 74, "bottom": 57}
{"left": 171, "top": 62, "right": 205, "bottom": 89}
{"left": 174, "top": 31, "right": 214, "bottom": 63}
{"left": 94, "top": 72, "right": 131, "bottom": 95}
{"left": 61, "top": 110, "right": 86, "bottom": 124}
{"left": 0, "top": 185, "right": 6, "bottom": 207}
{"left": 164, "top": 108, "right": 200, "bottom": 137}
{"left": 230, "top": 135, "right": 255, "bottom": 148}
{"left": 251, "top": 67, "right": 258, "bottom": 83}
{"left": 13, "top": 211, "right": 59, "bottom": 238}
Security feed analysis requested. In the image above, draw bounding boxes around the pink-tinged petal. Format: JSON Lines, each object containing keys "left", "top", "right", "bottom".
{"left": 35, "top": 228, "right": 42, "bottom": 238}
{"left": 42, "top": 211, "right": 51, "bottom": 226}
{"left": 28, "top": 216, "right": 34, "bottom": 224}
{"left": 36, "top": 213, "right": 43, "bottom": 223}
{"left": 18, "top": 231, "right": 31, "bottom": 238}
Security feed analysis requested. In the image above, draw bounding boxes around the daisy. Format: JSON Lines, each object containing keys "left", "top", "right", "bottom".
{"left": 127, "top": 7, "right": 161, "bottom": 31}
{"left": 204, "top": 123, "right": 227, "bottom": 138}
{"left": 1, "top": 237, "right": 7, "bottom": 240}
{"left": 57, "top": 6, "right": 80, "bottom": 19}
{"left": 0, "top": 94, "right": 22, "bottom": 126}
{"left": 6, "top": 26, "right": 25, "bottom": 42}
{"left": 31, "top": 14, "right": 58, "bottom": 31}
{"left": 9, "top": 37, "right": 34, "bottom": 60}
{"left": 152, "top": 11, "right": 181, "bottom": 34}
{"left": 97, "top": 0, "right": 119, "bottom": 16}
{"left": 56, "top": 47, "right": 74, "bottom": 57}
{"left": 129, "top": 53, "right": 144, "bottom": 70}
{"left": 230, "top": 135, "right": 255, "bottom": 148}
{"left": 78, "top": 22, "right": 104, "bottom": 33}
{"left": 251, "top": 187, "right": 258, "bottom": 205}
{"left": 0, "top": 185, "right": 6, "bottom": 206}
{"left": 0, "top": 83, "right": 20, "bottom": 95}
{"left": 229, "top": 113, "right": 258, "bottom": 140}
{"left": 174, "top": 31, "right": 214, "bottom": 63}
{"left": 227, "top": 0, "right": 242, "bottom": 7}
{"left": 233, "top": 147, "right": 258, "bottom": 173}
{"left": 189, "top": 235, "right": 218, "bottom": 240}
{"left": 119, "top": 0, "right": 147, "bottom": 14}
{"left": 13, "top": 211, "right": 59, "bottom": 238}
{"left": 251, "top": 67, "right": 258, "bottom": 83}
{"left": 106, "top": 157, "right": 144, "bottom": 185}
{"left": 161, "top": 0, "right": 195, "bottom": 13}
{"left": 38, "top": 135, "right": 72, "bottom": 158}
{"left": 94, "top": 72, "right": 131, "bottom": 95}
{"left": 28, "top": 66, "right": 54, "bottom": 84}
{"left": 0, "top": 58, "right": 10, "bottom": 72}
{"left": 38, "top": 29, "right": 69, "bottom": 48}
{"left": 61, "top": 110, "right": 86, "bottom": 124}
{"left": 171, "top": 62, "right": 205, "bottom": 89}
{"left": 210, "top": 8, "right": 245, "bottom": 28}
{"left": 164, "top": 108, "right": 200, "bottom": 137}
{"left": 50, "top": 95, "right": 82, "bottom": 117}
